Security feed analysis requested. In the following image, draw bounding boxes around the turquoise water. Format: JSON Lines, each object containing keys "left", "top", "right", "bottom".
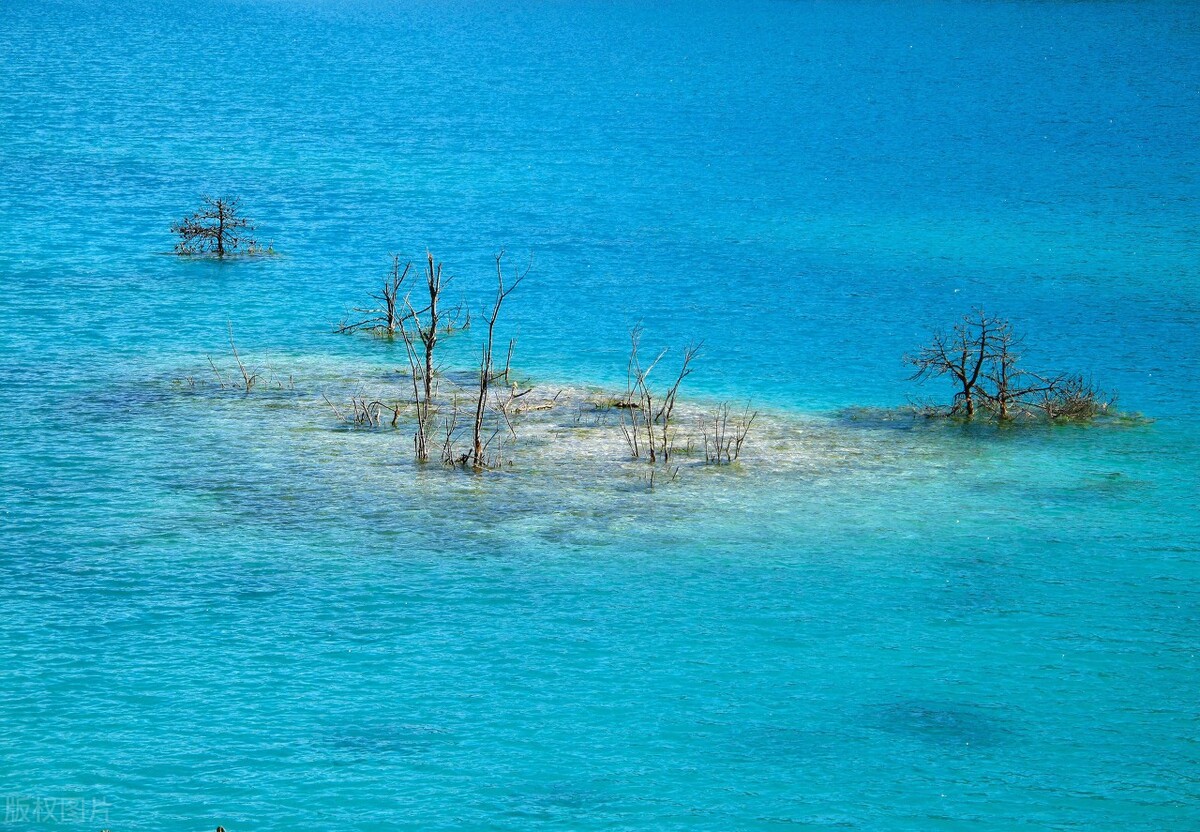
{"left": 2, "top": 0, "right": 1199, "bottom": 829}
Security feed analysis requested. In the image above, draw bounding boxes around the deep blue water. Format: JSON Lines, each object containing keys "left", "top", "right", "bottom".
{"left": 2, "top": 1, "right": 1199, "bottom": 829}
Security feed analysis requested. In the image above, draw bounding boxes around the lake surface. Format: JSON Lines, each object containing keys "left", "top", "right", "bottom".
{"left": 2, "top": 0, "right": 1198, "bottom": 829}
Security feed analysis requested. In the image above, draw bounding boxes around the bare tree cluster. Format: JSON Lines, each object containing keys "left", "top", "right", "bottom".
{"left": 701, "top": 403, "right": 757, "bottom": 464}
{"left": 328, "top": 249, "right": 530, "bottom": 470}
{"left": 172, "top": 196, "right": 261, "bottom": 257}
{"left": 617, "top": 325, "right": 703, "bottom": 464}
{"left": 321, "top": 257, "right": 768, "bottom": 480}
{"left": 906, "top": 310, "right": 1112, "bottom": 421}
{"left": 338, "top": 255, "right": 470, "bottom": 337}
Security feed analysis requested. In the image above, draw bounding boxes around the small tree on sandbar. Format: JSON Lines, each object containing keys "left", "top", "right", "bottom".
{"left": 172, "top": 196, "right": 258, "bottom": 257}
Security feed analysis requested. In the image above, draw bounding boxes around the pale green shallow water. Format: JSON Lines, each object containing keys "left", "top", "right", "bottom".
{"left": 2, "top": 0, "right": 1199, "bottom": 829}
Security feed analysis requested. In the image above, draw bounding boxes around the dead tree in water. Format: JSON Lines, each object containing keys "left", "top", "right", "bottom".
{"left": 172, "top": 196, "right": 258, "bottom": 257}
{"left": 906, "top": 309, "right": 1001, "bottom": 418}
{"left": 467, "top": 251, "right": 526, "bottom": 469}
{"left": 400, "top": 253, "right": 446, "bottom": 462}
{"left": 337, "top": 256, "right": 412, "bottom": 336}
{"left": 979, "top": 322, "right": 1061, "bottom": 420}
{"left": 655, "top": 343, "right": 701, "bottom": 462}
{"left": 908, "top": 310, "right": 1112, "bottom": 421}
{"left": 206, "top": 322, "right": 261, "bottom": 391}
{"left": 618, "top": 325, "right": 702, "bottom": 463}
{"left": 1034, "top": 374, "right": 1113, "bottom": 420}
{"left": 617, "top": 325, "right": 658, "bottom": 460}
{"left": 322, "top": 394, "right": 401, "bottom": 428}
{"left": 645, "top": 465, "right": 681, "bottom": 491}
{"left": 441, "top": 393, "right": 464, "bottom": 466}
{"left": 701, "top": 403, "right": 757, "bottom": 464}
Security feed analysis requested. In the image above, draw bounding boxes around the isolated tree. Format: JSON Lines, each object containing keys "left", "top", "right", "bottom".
{"left": 172, "top": 196, "right": 257, "bottom": 257}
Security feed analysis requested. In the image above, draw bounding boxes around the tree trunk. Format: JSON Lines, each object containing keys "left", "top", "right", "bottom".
{"left": 216, "top": 202, "right": 225, "bottom": 258}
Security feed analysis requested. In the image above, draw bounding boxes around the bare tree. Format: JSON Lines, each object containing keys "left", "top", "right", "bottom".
{"left": 977, "top": 323, "right": 1064, "bottom": 420}
{"left": 322, "top": 393, "right": 402, "bottom": 428}
{"left": 203, "top": 323, "right": 265, "bottom": 392}
{"left": 400, "top": 253, "right": 447, "bottom": 462}
{"left": 442, "top": 302, "right": 471, "bottom": 333}
{"left": 645, "top": 465, "right": 681, "bottom": 491}
{"left": 172, "top": 196, "right": 258, "bottom": 257}
{"left": 654, "top": 343, "right": 701, "bottom": 463}
{"left": 225, "top": 322, "right": 259, "bottom": 392}
{"left": 337, "top": 256, "right": 412, "bottom": 335}
{"left": 441, "top": 393, "right": 465, "bottom": 466}
{"left": 617, "top": 325, "right": 702, "bottom": 463}
{"left": 617, "top": 325, "right": 658, "bottom": 460}
{"left": 467, "top": 251, "right": 527, "bottom": 469}
{"left": 906, "top": 309, "right": 1002, "bottom": 418}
